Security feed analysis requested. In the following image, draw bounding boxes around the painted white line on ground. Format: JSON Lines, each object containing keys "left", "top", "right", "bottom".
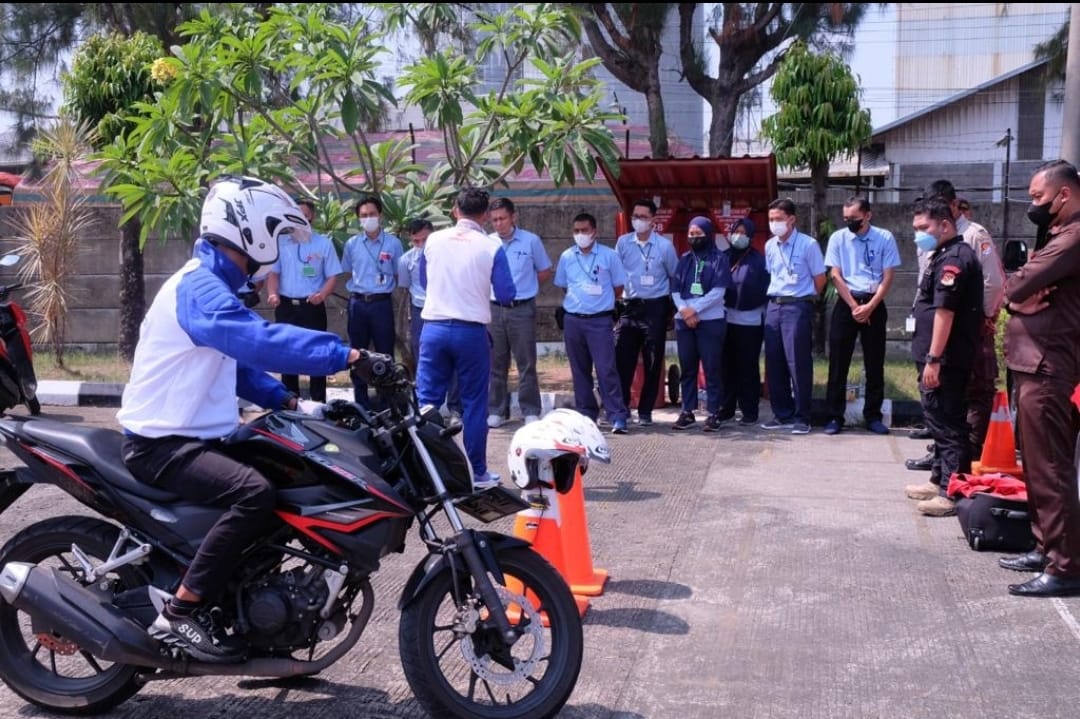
{"left": 1051, "top": 596, "right": 1080, "bottom": 643}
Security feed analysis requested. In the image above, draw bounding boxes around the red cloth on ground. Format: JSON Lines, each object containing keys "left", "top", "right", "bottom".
{"left": 946, "top": 472, "right": 1028, "bottom": 501}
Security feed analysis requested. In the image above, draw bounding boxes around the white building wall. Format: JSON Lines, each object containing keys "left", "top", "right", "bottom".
{"left": 894, "top": 3, "right": 1068, "bottom": 118}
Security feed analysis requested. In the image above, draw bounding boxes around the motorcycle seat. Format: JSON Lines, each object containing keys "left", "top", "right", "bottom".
{"left": 16, "top": 420, "right": 180, "bottom": 503}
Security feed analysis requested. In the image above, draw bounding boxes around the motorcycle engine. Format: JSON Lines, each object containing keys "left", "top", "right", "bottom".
{"left": 242, "top": 565, "right": 334, "bottom": 651}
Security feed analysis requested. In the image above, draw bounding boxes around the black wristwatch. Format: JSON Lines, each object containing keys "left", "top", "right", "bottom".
{"left": 924, "top": 353, "right": 941, "bottom": 365}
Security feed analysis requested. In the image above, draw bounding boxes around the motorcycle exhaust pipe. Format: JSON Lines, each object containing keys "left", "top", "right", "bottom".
{"left": 0, "top": 562, "right": 166, "bottom": 669}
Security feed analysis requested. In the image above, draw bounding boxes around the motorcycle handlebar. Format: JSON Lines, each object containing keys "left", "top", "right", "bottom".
{"left": 349, "top": 349, "right": 402, "bottom": 388}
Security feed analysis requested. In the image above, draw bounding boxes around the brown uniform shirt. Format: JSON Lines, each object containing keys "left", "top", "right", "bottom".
{"left": 1004, "top": 209, "right": 1080, "bottom": 376}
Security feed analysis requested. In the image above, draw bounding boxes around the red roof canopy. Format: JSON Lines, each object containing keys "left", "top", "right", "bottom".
{"left": 599, "top": 155, "right": 778, "bottom": 214}
{"left": 0, "top": 172, "right": 22, "bottom": 189}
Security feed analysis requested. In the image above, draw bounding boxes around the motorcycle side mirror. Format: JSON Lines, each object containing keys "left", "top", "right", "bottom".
{"left": 1002, "top": 240, "right": 1028, "bottom": 272}
{"left": 0, "top": 255, "right": 20, "bottom": 267}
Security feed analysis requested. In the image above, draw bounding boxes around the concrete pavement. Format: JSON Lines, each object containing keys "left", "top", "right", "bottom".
{"left": 0, "top": 399, "right": 1073, "bottom": 719}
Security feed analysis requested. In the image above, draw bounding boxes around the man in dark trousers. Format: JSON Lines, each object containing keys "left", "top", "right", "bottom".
{"left": 998, "top": 159, "right": 1080, "bottom": 597}
{"left": 904, "top": 198, "right": 984, "bottom": 517}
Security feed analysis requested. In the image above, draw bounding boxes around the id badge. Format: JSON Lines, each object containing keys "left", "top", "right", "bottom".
{"left": 789, "top": 273, "right": 799, "bottom": 284}
{"left": 584, "top": 282, "right": 603, "bottom": 296}
{"left": 690, "top": 282, "right": 704, "bottom": 296}
{"left": 302, "top": 265, "right": 316, "bottom": 278}
{"left": 376, "top": 273, "right": 387, "bottom": 285}
{"left": 640, "top": 275, "right": 655, "bottom": 287}
{"left": 905, "top": 315, "right": 916, "bottom": 333}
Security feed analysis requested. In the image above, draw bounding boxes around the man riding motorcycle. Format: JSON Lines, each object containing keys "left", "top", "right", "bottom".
{"left": 116, "top": 176, "right": 361, "bottom": 663}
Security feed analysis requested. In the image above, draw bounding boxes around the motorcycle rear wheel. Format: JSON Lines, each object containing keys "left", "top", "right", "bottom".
{"left": 0, "top": 515, "right": 148, "bottom": 715}
{"left": 399, "top": 545, "right": 583, "bottom": 719}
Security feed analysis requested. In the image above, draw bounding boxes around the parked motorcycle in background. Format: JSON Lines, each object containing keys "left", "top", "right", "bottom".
{"left": 0, "top": 255, "right": 38, "bottom": 416}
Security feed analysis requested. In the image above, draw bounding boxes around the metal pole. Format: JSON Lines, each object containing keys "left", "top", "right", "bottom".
{"left": 1062, "top": 3, "right": 1080, "bottom": 164}
{"left": 1002, "top": 128, "right": 1011, "bottom": 248}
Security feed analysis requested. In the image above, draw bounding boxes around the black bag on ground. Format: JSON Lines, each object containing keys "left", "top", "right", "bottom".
{"left": 955, "top": 492, "right": 1035, "bottom": 552}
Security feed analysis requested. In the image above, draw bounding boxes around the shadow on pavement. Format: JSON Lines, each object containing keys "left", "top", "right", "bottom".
{"left": 584, "top": 607, "right": 690, "bottom": 635}
{"left": 604, "top": 578, "right": 693, "bottom": 600}
{"left": 584, "top": 482, "right": 662, "bottom": 503}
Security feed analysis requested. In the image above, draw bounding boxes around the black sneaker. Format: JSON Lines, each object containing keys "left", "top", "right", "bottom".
{"left": 703, "top": 415, "right": 722, "bottom": 432}
{"left": 150, "top": 605, "right": 246, "bottom": 664}
{"left": 672, "top": 412, "right": 696, "bottom": 430}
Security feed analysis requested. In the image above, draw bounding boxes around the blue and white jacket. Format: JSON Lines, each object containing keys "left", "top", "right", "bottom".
{"left": 117, "top": 239, "right": 351, "bottom": 439}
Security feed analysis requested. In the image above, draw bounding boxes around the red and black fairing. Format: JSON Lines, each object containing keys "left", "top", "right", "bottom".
{"left": 0, "top": 291, "right": 36, "bottom": 407}
{"left": 224, "top": 411, "right": 415, "bottom": 574}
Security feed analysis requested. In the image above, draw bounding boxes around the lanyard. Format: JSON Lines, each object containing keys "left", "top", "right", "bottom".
{"left": 778, "top": 234, "right": 798, "bottom": 275}
{"left": 575, "top": 251, "right": 598, "bottom": 282}
{"left": 362, "top": 232, "right": 386, "bottom": 268}
{"left": 860, "top": 237, "right": 876, "bottom": 269}
{"left": 296, "top": 242, "right": 310, "bottom": 265}
{"left": 693, "top": 258, "right": 705, "bottom": 285}
{"left": 636, "top": 240, "right": 652, "bottom": 272}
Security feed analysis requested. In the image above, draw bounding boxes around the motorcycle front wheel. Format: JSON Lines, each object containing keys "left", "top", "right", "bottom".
{"left": 399, "top": 545, "right": 584, "bottom": 719}
{"left": 0, "top": 516, "right": 148, "bottom": 715}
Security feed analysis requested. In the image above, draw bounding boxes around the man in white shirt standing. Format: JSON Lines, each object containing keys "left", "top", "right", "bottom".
{"left": 416, "top": 188, "right": 516, "bottom": 486}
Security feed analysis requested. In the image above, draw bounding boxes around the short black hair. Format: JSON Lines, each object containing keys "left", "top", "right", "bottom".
{"left": 573, "top": 212, "right": 597, "bottom": 228}
{"left": 843, "top": 196, "right": 870, "bottom": 213}
{"left": 912, "top": 198, "right": 954, "bottom": 224}
{"left": 354, "top": 194, "right": 382, "bottom": 216}
{"left": 630, "top": 199, "right": 657, "bottom": 216}
{"left": 295, "top": 197, "right": 316, "bottom": 213}
{"left": 956, "top": 197, "right": 971, "bottom": 211}
{"left": 924, "top": 179, "right": 956, "bottom": 203}
{"left": 455, "top": 187, "right": 490, "bottom": 218}
{"left": 1036, "top": 159, "right": 1080, "bottom": 189}
{"left": 407, "top": 217, "right": 434, "bottom": 235}
{"left": 768, "top": 198, "right": 797, "bottom": 216}
{"left": 489, "top": 197, "right": 516, "bottom": 214}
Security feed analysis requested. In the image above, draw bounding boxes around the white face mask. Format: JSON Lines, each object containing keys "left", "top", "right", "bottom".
{"left": 573, "top": 233, "right": 595, "bottom": 248}
{"left": 769, "top": 220, "right": 789, "bottom": 237}
{"left": 360, "top": 217, "right": 380, "bottom": 233}
{"left": 631, "top": 218, "right": 652, "bottom": 234}
{"left": 730, "top": 233, "right": 750, "bottom": 250}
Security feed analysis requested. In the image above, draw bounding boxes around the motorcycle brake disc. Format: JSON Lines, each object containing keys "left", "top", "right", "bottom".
{"left": 459, "top": 585, "right": 545, "bottom": 686}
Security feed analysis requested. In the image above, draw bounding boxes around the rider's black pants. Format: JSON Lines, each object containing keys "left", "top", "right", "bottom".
{"left": 121, "top": 434, "right": 278, "bottom": 603}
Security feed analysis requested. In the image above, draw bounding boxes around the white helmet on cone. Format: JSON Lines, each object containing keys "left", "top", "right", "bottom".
{"left": 507, "top": 409, "right": 610, "bottom": 493}
{"left": 200, "top": 175, "right": 310, "bottom": 279}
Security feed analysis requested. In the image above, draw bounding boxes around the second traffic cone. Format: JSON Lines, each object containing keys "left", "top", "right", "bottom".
{"left": 971, "top": 390, "right": 1023, "bottom": 478}
{"left": 558, "top": 466, "right": 608, "bottom": 597}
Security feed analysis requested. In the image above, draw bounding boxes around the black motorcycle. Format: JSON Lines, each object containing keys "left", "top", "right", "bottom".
{"left": 0, "top": 254, "right": 39, "bottom": 416}
{"left": 0, "top": 351, "right": 583, "bottom": 717}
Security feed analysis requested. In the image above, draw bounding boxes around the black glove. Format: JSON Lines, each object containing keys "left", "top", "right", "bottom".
{"left": 554, "top": 306, "right": 566, "bottom": 331}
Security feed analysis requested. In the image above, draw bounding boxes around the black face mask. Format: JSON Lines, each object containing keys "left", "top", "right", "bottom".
{"left": 1026, "top": 195, "right": 1058, "bottom": 228}
{"left": 688, "top": 236, "right": 711, "bottom": 252}
{"left": 846, "top": 219, "right": 864, "bottom": 234}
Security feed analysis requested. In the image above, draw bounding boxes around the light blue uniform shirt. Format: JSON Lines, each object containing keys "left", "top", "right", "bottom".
{"left": 554, "top": 243, "right": 626, "bottom": 315}
{"left": 615, "top": 232, "right": 678, "bottom": 300}
{"left": 398, "top": 246, "right": 425, "bottom": 306}
{"left": 341, "top": 229, "right": 403, "bottom": 294}
{"left": 764, "top": 230, "right": 826, "bottom": 297}
{"left": 489, "top": 227, "right": 552, "bottom": 300}
{"left": 824, "top": 225, "right": 901, "bottom": 294}
{"left": 269, "top": 232, "right": 343, "bottom": 298}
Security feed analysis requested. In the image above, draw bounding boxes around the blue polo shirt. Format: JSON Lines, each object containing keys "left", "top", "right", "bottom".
{"left": 764, "top": 230, "right": 826, "bottom": 297}
{"left": 489, "top": 227, "right": 552, "bottom": 301}
{"left": 824, "top": 225, "right": 901, "bottom": 294}
{"left": 615, "top": 231, "right": 678, "bottom": 300}
{"left": 398, "top": 246, "right": 425, "bottom": 307}
{"left": 341, "top": 229, "right": 403, "bottom": 294}
{"left": 554, "top": 243, "right": 626, "bottom": 315}
{"left": 269, "top": 232, "right": 343, "bottom": 298}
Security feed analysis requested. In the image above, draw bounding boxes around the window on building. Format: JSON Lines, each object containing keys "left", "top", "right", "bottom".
{"left": 1016, "top": 79, "right": 1045, "bottom": 161}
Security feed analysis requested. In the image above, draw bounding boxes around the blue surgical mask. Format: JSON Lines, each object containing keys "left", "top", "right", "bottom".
{"left": 913, "top": 231, "right": 938, "bottom": 252}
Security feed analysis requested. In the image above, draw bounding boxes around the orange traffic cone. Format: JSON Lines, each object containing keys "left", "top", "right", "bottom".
{"left": 558, "top": 467, "right": 609, "bottom": 598}
{"left": 971, "top": 390, "right": 1023, "bottom": 478}
{"left": 511, "top": 490, "right": 590, "bottom": 618}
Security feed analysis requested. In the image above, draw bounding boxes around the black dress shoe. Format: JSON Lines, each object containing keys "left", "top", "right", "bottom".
{"left": 905, "top": 452, "right": 934, "bottom": 471}
{"left": 910, "top": 427, "right": 933, "bottom": 440}
{"left": 999, "top": 550, "right": 1047, "bottom": 573}
{"left": 1008, "top": 572, "right": 1080, "bottom": 597}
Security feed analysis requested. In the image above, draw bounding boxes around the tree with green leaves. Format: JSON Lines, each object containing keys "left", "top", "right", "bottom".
{"left": 578, "top": 3, "right": 673, "bottom": 158}
{"left": 63, "top": 31, "right": 164, "bottom": 360}
{"left": 760, "top": 40, "right": 872, "bottom": 354}
{"left": 679, "top": 3, "right": 871, "bottom": 158}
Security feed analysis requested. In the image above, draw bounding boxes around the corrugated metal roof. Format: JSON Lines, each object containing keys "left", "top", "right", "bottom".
{"left": 598, "top": 155, "right": 778, "bottom": 212}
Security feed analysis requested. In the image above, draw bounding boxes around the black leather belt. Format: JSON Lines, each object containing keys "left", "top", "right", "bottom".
{"left": 768, "top": 295, "right": 816, "bottom": 305}
{"left": 280, "top": 295, "right": 308, "bottom": 306}
{"left": 491, "top": 297, "right": 535, "bottom": 308}
{"left": 351, "top": 292, "right": 392, "bottom": 303}
{"left": 850, "top": 292, "right": 875, "bottom": 304}
{"left": 567, "top": 310, "right": 614, "bottom": 319}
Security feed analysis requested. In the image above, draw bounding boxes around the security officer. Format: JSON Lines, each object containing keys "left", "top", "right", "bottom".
{"left": 904, "top": 198, "right": 984, "bottom": 517}
{"left": 614, "top": 199, "right": 678, "bottom": 426}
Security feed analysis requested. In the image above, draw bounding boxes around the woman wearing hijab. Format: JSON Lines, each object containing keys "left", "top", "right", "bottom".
{"left": 671, "top": 216, "right": 733, "bottom": 431}
{"left": 718, "top": 217, "right": 771, "bottom": 425}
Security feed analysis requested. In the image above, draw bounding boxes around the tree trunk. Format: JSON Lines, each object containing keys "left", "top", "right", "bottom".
{"left": 810, "top": 159, "right": 830, "bottom": 358}
{"left": 118, "top": 219, "right": 145, "bottom": 362}
{"left": 644, "top": 68, "right": 669, "bottom": 158}
{"left": 707, "top": 90, "right": 740, "bottom": 157}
